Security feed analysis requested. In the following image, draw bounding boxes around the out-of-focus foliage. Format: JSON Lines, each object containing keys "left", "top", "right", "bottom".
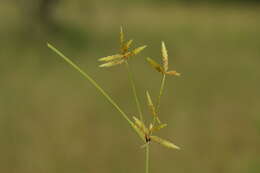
{"left": 144, "top": 0, "right": 260, "bottom": 4}
{"left": 1, "top": 1, "right": 260, "bottom": 173}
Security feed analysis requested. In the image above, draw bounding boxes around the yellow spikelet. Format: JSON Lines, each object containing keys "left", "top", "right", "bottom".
{"left": 120, "top": 26, "right": 124, "bottom": 46}
{"left": 99, "top": 59, "right": 124, "bottom": 67}
{"left": 165, "top": 70, "right": 181, "bottom": 76}
{"left": 98, "top": 54, "right": 123, "bottom": 62}
{"left": 133, "top": 116, "right": 149, "bottom": 134}
{"left": 146, "top": 91, "right": 155, "bottom": 115}
{"left": 161, "top": 41, "right": 168, "bottom": 71}
{"left": 131, "top": 45, "right": 147, "bottom": 56}
{"left": 123, "top": 40, "right": 133, "bottom": 52}
{"left": 146, "top": 58, "right": 164, "bottom": 73}
{"left": 149, "top": 123, "right": 153, "bottom": 131}
{"left": 150, "top": 136, "right": 180, "bottom": 150}
{"left": 146, "top": 91, "right": 161, "bottom": 124}
{"left": 132, "top": 122, "right": 146, "bottom": 141}
{"left": 152, "top": 124, "right": 167, "bottom": 131}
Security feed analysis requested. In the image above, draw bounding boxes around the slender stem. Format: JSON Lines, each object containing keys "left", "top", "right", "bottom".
{"left": 125, "top": 61, "right": 143, "bottom": 122}
{"left": 156, "top": 74, "right": 166, "bottom": 114}
{"left": 47, "top": 43, "right": 135, "bottom": 127}
{"left": 145, "top": 145, "right": 149, "bottom": 173}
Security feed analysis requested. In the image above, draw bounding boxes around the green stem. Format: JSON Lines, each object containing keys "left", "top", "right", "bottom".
{"left": 146, "top": 145, "right": 149, "bottom": 173}
{"left": 156, "top": 74, "right": 166, "bottom": 114}
{"left": 47, "top": 43, "right": 135, "bottom": 128}
{"left": 125, "top": 61, "right": 143, "bottom": 122}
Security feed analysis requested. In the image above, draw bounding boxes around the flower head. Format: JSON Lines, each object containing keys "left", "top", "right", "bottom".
{"left": 146, "top": 41, "right": 180, "bottom": 76}
{"left": 99, "top": 27, "right": 147, "bottom": 67}
{"left": 131, "top": 90, "right": 180, "bottom": 150}
{"left": 132, "top": 116, "right": 180, "bottom": 150}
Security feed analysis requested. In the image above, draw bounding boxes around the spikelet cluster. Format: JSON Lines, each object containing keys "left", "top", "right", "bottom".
{"left": 132, "top": 91, "right": 179, "bottom": 150}
{"left": 147, "top": 41, "right": 180, "bottom": 77}
{"left": 98, "top": 27, "right": 147, "bottom": 67}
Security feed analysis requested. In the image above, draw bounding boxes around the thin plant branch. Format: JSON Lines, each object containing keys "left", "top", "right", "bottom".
{"left": 125, "top": 61, "right": 143, "bottom": 122}
{"left": 156, "top": 74, "right": 166, "bottom": 114}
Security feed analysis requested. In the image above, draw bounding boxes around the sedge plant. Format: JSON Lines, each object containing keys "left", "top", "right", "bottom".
{"left": 47, "top": 27, "right": 181, "bottom": 173}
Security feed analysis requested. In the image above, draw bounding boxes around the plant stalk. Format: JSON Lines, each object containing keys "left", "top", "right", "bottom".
{"left": 146, "top": 144, "right": 149, "bottom": 173}
{"left": 156, "top": 74, "right": 166, "bottom": 114}
{"left": 125, "top": 61, "right": 143, "bottom": 122}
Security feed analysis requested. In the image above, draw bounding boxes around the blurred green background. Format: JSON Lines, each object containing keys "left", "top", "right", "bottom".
{"left": 1, "top": 0, "right": 260, "bottom": 173}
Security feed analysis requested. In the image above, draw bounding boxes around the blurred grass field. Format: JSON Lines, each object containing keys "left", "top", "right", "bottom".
{"left": 1, "top": 1, "right": 260, "bottom": 173}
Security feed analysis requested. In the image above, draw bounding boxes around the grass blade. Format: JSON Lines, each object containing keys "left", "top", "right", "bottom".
{"left": 47, "top": 43, "right": 143, "bottom": 139}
